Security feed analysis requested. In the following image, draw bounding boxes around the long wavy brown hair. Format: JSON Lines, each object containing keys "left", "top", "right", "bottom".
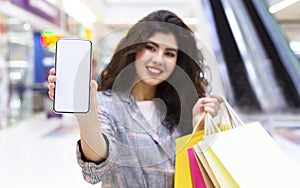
{"left": 98, "top": 10, "right": 208, "bottom": 131}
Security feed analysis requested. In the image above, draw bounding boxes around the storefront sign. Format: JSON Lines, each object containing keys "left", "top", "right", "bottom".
{"left": 40, "top": 29, "right": 62, "bottom": 52}
{"left": 10, "top": 0, "right": 60, "bottom": 26}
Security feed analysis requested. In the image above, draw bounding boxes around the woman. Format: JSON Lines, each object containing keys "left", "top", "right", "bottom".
{"left": 48, "top": 10, "right": 222, "bottom": 188}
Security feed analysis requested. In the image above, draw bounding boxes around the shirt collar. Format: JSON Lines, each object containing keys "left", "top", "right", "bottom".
{"left": 110, "top": 89, "right": 135, "bottom": 105}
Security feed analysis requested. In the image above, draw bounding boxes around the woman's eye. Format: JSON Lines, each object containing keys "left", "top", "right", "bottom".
{"left": 145, "top": 45, "right": 156, "bottom": 52}
{"left": 165, "top": 52, "right": 176, "bottom": 57}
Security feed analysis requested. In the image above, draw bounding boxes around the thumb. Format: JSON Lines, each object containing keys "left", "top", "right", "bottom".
{"left": 90, "top": 80, "right": 98, "bottom": 109}
{"left": 75, "top": 80, "right": 98, "bottom": 118}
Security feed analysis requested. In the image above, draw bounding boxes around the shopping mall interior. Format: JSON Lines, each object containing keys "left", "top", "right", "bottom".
{"left": 0, "top": 0, "right": 300, "bottom": 187}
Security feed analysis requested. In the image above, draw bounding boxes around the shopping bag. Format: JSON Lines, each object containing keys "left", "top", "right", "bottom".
{"left": 174, "top": 121, "right": 204, "bottom": 188}
{"left": 187, "top": 147, "right": 206, "bottom": 188}
{"left": 192, "top": 144, "right": 219, "bottom": 188}
{"left": 191, "top": 101, "right": 240, "bottom": 187}
{"left": 182, "top": 98, "right": 238, "bottom": 188}
{"left": 202, "top": 121, "right": 300, "bottom": 187}
{"left": 197, "top": 140, "right": 239, "bottom": 188}
{"left": 187, "top": 147, "right": 215, "bottom": 188}
{"left": 199, "top": 99, "right": 300, "bottom": 187}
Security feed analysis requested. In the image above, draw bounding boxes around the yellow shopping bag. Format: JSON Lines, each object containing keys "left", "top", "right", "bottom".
{"left": 174, "top": 127, "right": 204, "bottom": 188}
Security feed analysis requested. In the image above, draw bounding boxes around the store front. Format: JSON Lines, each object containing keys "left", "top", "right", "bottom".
{"left": 0, "top": 0, "right": 61, "bottom": 126}
{"left": 0, "top": 13, "right": 9, "bottom": 129}
{"left": 6, "top": 17, "right": 34, "bottom": 124}
{"left": 0, "top": 0, "right": 96, "bottom": 127}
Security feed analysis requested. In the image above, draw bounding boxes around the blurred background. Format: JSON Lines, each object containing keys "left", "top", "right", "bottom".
{"left": 0, "top": 0, "right": 300, "bottom": 187}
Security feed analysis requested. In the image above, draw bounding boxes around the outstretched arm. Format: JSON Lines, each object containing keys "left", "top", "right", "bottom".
{"left": 48, "top": 68, "right": 107, "bottom": 163}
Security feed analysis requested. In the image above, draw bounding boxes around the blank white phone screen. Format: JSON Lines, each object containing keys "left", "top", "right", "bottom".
{"left": 53, "top": 39, "right": 92, "bottom": 113}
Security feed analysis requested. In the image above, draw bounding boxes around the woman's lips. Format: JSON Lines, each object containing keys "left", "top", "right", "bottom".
{"left": 146, "top": 66, "right": 162, "bottom": 76}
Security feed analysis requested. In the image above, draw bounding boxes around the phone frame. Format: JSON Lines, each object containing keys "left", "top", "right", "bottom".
{"left": 53, "top": 38, "right": 92, "bottom": 114}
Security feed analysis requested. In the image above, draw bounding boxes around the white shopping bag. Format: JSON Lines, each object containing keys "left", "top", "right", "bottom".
{"left": 199, "top": 99, "right": 300, "bottom": 188}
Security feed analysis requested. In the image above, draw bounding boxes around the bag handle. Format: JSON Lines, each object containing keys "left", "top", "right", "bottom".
{"left": 204, "top": 112, "right": 216, "bottom": 135}
{"left": 192, "top": 113, "right": 205, "bottom": 133}
{"left": 222, "top": 98, "right": 244, "bottom": 126}
{"left": 204, "top": 97, "right": 244, "bottom": 135}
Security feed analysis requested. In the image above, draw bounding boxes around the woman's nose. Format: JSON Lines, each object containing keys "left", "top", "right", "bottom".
{"left": 152, "top": 51, "right": 164, "bottom": 65}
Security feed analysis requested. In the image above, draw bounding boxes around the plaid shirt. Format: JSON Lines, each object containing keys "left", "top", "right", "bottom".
{"left": 76, "top": 90, "right": 187, "bottom": 188}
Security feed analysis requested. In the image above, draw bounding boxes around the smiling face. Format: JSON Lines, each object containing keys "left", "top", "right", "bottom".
{"left": 134, "top": 32, "right": 178, "bottom": 88}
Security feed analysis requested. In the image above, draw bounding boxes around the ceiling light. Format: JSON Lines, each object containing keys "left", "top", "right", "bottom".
{"left": 290, "top": 41, "right": 300, "bottom": 53}
{"left": 63, "top": 0, "right": 97, "bottom": 28}
{"left": 269, "top": 0, "right": 300, "bottom": 13}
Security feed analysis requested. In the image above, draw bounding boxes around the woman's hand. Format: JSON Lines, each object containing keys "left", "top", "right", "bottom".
{"left": 47, "top": 66, "right": 99, "bottom": 125}
{"left": 47, "top": 67, "right": 99, "bottom": 114}
{"left": 192, "top": 94, "right": 223, "bottom": 131}
{"left": 75, "top": 79, "right": 99, "bottom": 119}
{"left": 47, "top": 68, "right": 56, "bottom": 100}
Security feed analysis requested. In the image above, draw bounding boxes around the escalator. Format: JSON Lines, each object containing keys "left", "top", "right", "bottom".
{"left": 201, "top": 0, "right": 300, "bottom": 112}
{"left": 244, "top": 0, "right": 300, "bottom": 108}
{"left": 207, "top": 0, "right": 260, "bottom": 112}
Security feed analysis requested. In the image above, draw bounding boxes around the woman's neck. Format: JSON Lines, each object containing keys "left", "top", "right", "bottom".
{"left": 131, "top": 81, "right": 156, "bottom": 101}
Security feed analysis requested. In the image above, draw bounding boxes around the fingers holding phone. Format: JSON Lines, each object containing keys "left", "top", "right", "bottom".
{"left": 47, "top": 68, "right": 97, "bottom": 107}
{"left": 74, "top": 80, "right": 99, "bottom": 126}
{"left": 47, "top": 68, "right": 99, "bottom": 116}
{"left": 89, "top": 80, "right": 98, "bottom": 110}
{"left": 48, "top": 68, "right": 56, "bottom": 100}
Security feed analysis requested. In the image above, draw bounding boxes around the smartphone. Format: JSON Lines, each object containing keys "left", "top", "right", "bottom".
{"left": 53, "top": 38, "right": 92, "bottom": 113}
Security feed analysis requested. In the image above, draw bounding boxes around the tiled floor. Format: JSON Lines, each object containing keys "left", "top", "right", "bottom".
{"left": 0, "top": 113, "right": 100, "bottom": 188}
{"left": 0, "top": 111, "right": 300, "bottom": 188}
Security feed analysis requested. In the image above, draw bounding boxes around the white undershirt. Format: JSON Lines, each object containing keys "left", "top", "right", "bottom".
{"left": 136, "top": 101, "right": 161, "bottom": 130}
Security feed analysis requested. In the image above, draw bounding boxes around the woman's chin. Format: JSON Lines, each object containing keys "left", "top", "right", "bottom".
{"left": 142, "top": 77, "right": 164, "bottom": 86}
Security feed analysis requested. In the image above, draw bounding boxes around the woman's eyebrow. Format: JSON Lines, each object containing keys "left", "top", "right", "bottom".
{"left": 146, "top": 41, "right": 178, "bottom": 52}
